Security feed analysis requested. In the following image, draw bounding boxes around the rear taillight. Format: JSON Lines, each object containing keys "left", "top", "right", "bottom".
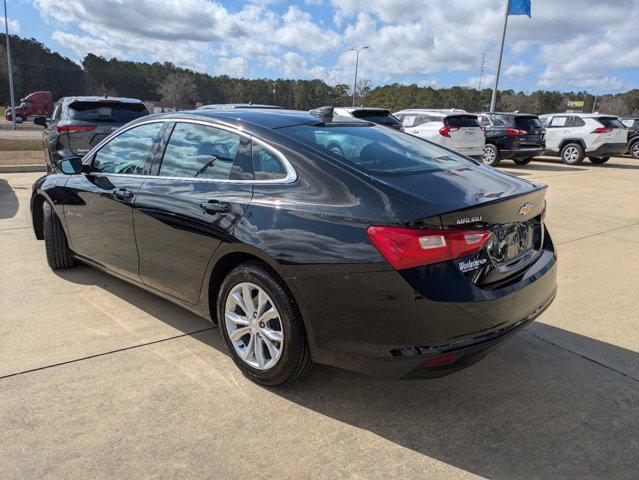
{"left": 439, "top": 126, "right": 460, "bottom": 137}
{"left": 366, "top": 226, "right": 492, "bottom": 270}
{"left": 57, "top": 125, "right": 96, "bottom": 133}
{"left": 591, "top": 127, "right": 613, "bottom": 134}
{"left": 507, "top": 128, "right": 527, "bottom": 136}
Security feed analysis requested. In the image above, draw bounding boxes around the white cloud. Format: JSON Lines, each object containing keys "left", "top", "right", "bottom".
{"left": 1, "top": 16, "right": 20, "bottom": 34}
{"left": 505, "top": 63, "right": 532, "bottom": 77}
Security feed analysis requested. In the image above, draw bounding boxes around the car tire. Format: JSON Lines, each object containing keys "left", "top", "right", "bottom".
{"left": 629, "top": 141, "right": 639, "bottom": 159}
{"left": 482, "top": 144, "right": 500, "bottom": 167}
{"left": 217, "top": 261, "right": 312, "bottom": 385}
{"left": 588, "top": 157, "right": 610, "bottom": 164}
{"left": 513, "top": 157, "right": 533, "bottom": 165}
{"left": 43, "top": 201, "right": 75, "bottom": 270}
{"left": 560, "top": 143, "right": 585, "bottom": 165}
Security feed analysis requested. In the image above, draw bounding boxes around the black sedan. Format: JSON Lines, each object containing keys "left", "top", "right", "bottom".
{"left": 30, "top": 108, "right": 557, "bottom": 385}
{"left": 477, "top": 113, "right": 546, "bottom": 166}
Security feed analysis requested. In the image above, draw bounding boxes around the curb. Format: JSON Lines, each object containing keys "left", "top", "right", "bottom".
{"left": 0, "top": 165, "right": 47, "bottom": 173}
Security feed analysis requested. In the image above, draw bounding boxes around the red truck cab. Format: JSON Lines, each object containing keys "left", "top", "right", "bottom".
{"left": 5, "top": 91, "right": 53, "bottom": 123}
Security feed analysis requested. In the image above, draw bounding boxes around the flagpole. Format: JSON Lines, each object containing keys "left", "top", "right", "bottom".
{"left": 3, "top": 0, "right": 17, "bottom": 130}
{"left": 490, "top": 0, "right": 511, "bottom": 113}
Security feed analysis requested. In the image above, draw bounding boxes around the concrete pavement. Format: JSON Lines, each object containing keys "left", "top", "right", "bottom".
{"left": 1, "top": 157, "right": 638, "bottom": 479}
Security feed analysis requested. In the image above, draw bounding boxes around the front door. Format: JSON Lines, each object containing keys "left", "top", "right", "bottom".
{"left": 134, "top": 121, "right": 254, "bottom": 303}
{"left": 64, "top": 122, "right": 165, "bottom": 281}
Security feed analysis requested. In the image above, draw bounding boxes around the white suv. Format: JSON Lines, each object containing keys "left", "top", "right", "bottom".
{"left": 393, "top": 109, "right": 485, "bottom": 159}
{"left": 538, "top": 113, "right": 627, "bottom": 164}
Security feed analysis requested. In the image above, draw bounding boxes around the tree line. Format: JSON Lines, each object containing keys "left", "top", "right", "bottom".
{"left": 2, "top": 34, "right": 638, "bottom": 115}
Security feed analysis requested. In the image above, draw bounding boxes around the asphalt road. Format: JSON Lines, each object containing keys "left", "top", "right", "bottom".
{"left": 1, "top": 157, "right": 638, "bottom": 479}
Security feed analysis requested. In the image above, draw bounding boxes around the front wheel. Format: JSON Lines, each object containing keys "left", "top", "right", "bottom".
{"left": 561, "top": 143, "right": 585, "bottom": 165}
{"left": 588, "top": 157, "right": 609, "bottom": 164}
{"left": 43, "top": 202, "right": 75, "bottom": 269}
{"left": 218, "top": 262, "right": 312, "bottom": 385}
{"left": 513, "top": 157, "right": 533, "bottom": 165}
{"left": 482, "top": 144, "right": 500, "bottom": 167}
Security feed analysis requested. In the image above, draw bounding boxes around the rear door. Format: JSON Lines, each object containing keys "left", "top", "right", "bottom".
{"left": 445, "top": 115, "right": 484, "bottom": 154}
{"left": 63, "top": 100, "right": 150, "bottom": 157}
{"left": 543, "top": 115, "right": 570, "bottom": 152}
{"left": 134, "top": 121, "right": 254, "bottom": 303}
{"left": 64, "top": 121, "right": 165, "bottom": 280}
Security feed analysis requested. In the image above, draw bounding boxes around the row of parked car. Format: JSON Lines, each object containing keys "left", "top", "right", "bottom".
{"left": 333, "top": 107, "right": 637, "bottom": 167}
{"left": 26, "top": 93, "right": 638, "bottom": 172}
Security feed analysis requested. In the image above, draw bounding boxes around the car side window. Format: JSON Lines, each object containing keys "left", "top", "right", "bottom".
{"left": 478, "top": 116, "right": 491, "bottom": 127}
{"left": 571, "top": 116, "right": 585, "bottom": 127}
{"left": 159, "top": 123, "right": 250, "bottom": 180}
{"left": 92, "top": 122, "right": 163, "bottom": 175}
{"left": 548, "top": 116, "right": 568, "bottom": 128}
{"left": 252, "top": 141, "right": 288, "bottom": 180}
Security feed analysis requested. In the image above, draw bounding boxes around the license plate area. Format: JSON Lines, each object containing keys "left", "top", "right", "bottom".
{"left": 488, "top": 221, "right": 536, "bottom": 266}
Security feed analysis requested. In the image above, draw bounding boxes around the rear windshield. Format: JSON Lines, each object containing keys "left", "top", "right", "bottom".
{"left": 445, "top": 115, "right": 480, "bottom": 127}
{"left": 279, "top": 124, "right": 474, "bottom": 175}
{"left": 514, "top": 116, "right": 543, "bottom": 130}
{"left": 351, "top": 111, "right": 402, "bottom": 126}
{"left": 596, "top": 117, "right": 626, "bottom": 129}
{"left": 68, "top": 101, "right": 150, "bottom": 123}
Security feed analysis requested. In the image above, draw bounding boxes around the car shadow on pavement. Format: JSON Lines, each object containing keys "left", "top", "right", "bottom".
{"left": 499, "top": 161, "right": 589, "bottom": 173}
{"left": 55, "top": 265, "right": 639, "bottom": 479}
{"left": 0, "top": 178, "right": 19, "bottom": 219}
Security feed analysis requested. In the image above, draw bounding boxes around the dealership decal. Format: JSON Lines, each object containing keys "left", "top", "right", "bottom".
{"left": 459, "top": 258, "right": 488, "bottom": 272}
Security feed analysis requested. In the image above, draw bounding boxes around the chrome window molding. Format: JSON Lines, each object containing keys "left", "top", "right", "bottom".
{"left": 83, "top": 117, "right": 297, "bottom": 184}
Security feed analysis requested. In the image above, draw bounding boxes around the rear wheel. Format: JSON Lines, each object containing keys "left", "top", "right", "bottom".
{"left": 218, "top": 262, "right": 312, "bottom": 385}
{"left": 482, "top": 144, "right": 500, "bottom": 167}
{"left": 630, "top": 142, "right": 639, "bottom": 159}
{"left": 560, "top": 143, "right": 584, "bottom": 165}
{"left": 513, "top": 157, "right": 533, "bottom": 165}
{"left": 588, "top": 157, "right": 609, "bottom": 164}
{"left": 43, "top": 202, "right": 75, "bottom": 270}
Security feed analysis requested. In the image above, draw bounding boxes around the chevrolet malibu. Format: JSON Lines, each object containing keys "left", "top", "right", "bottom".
{"left": 30, "top": 107, "right": 557, "bottom": 385}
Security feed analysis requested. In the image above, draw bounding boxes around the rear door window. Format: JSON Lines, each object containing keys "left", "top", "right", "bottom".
{"left": 92, "top": 122, "right": 164, "bottom": 174}
{"left": 548, "top": 116, "right": 568, "bottom": 127}
{"left": 252, "top": 142, "right": 288, "bottom": 180}
{"left": 159, "top": 123, "right": 252, "bottom": 180}
{"left": 445, "top": 115, "right": 480, "bottom": 127}
{"left": 68, "top": 101, "right": 150, "bottom": 123}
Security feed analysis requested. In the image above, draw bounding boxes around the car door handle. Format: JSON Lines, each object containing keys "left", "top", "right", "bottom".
{"left": 200, "top": 200, "right": 231, "bottom": 214}
{"left": 113, "top": 188, "right": 135, "bottom": 200}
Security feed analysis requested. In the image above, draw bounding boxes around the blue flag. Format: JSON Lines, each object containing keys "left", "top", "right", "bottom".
{"left": 508, "top": 0, "right": 531, "bottom": 17}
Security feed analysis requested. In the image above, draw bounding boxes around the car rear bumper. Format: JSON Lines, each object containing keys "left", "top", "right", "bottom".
{"left": 502, "top": 146, "right": 545, "bottom": 159}
{"left": 288, "top": 230, "right": 558, "bottom": 379}
{"left": 586, "top": 143, "right": 626, "bottom": 157}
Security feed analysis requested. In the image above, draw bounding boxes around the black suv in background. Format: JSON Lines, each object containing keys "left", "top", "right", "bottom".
{"left": 620, "top": 116, "right": 639, "bottom": 159}
{"left": 34, "top": 96, "right": 150, "bottom": 172}
{"left": 477, "top": 113, "right": 545, "bottom": 166}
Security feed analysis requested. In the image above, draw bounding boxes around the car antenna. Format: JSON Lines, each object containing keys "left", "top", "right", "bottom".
{"left": 309, "top": 106, "right": 334, "bottom": 122}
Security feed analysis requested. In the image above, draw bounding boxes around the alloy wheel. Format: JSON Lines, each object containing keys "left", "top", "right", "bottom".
{"left": 224, "top": 282, "right": 284, "bottom": 370}
{"left": 632, "top": 143, "right": 639, "bottom": 158}
{"left": 483, "top": 145, "right": 497, "bottom": 164}
{"left": 563, "top": 146, "right": 580, "bottom": 163}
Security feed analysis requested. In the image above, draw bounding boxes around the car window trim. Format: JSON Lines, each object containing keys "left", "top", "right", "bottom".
{"left": 82, "top": 118, "right": 296, "bottom": 184}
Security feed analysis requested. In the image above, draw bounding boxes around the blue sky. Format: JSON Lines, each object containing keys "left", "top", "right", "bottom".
{"left": 4, "top": 0, "right": 639, "bottom": 93}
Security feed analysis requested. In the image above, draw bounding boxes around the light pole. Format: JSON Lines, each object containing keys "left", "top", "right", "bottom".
{"left": 349, "top": 45, "right": 368, "bottom": 107}
{"left": 3, "top": 0, "right": 17, "bottom": 130}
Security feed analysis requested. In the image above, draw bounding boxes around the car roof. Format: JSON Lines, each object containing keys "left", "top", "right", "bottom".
{"left": 62, "top": 96, "right": 146, "bottom": 105}
{"left": 337, "top": 107, "right": 391, "bottom": 113}
{"left": 547, "top": 112, "right": 618, "bottom": 118}
{"left": 139, "top": 108, "right": 367, "bottom": 130}
{"left": 394, "top": 108, "right": 472, "bottom": 117}
{"left": 198, "top": 103, "right": 283, "bottom": 110}
{"left": 477, "top": 112, "right": 538, "bottom": 117}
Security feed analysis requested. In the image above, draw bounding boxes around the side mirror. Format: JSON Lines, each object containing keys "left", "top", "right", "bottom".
{"left": 34, "top": 116, "right": 48, "bottom": 128}
{"left": 58, "top": 157, "right": 84, "bottom": 175}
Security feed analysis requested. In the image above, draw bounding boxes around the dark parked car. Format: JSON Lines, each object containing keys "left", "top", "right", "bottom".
{"left": 34, "top": 96, "right": 150, "bottom": 172}
{"left": 477, "top": 113, "right": 546, "bottom": 166}
{"left": 620, "top": 116, "right": 639, "bottom": 159}
{"left": 30, "top": 108, "right": 557, "bottom": 385}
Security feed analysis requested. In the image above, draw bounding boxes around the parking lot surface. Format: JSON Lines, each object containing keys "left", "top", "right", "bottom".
{"left": 1, "top": 158, "right": 638, "bottom": 479}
